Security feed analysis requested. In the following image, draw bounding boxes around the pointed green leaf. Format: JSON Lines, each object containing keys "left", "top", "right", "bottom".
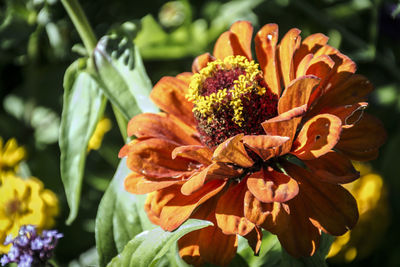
{"left": 95, "top": 158, "right": 154, "bottom": 267}
{"left": 60, "top": 59, "right": 106, "bottom": 225}
{"left": 93, "top": 34, "right": 158, "bottom": 121}
{"left": 107, "top": 219, "right": 213, "bottom": 267}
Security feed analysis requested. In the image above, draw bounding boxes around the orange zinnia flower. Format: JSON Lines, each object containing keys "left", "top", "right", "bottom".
{"left": 119, "top": 21, "right": 386, "bottom": 266}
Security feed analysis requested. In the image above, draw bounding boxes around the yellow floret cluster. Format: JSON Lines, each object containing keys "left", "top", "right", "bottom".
{"left": 186, "top": 55, "right": 266, "bottom": 126}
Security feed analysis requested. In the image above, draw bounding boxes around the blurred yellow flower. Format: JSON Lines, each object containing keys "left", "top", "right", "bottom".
{"left": 0, "top": 175, "right": 59, "bottom": 253}
{"left": 87, "top": 117, "right": 112, "bottom": 152}
{"left": 0, "top": 137, "right": 26, "bottom": 179}
{"left": 328, "top": 162, "right": 389, "bottom": 263}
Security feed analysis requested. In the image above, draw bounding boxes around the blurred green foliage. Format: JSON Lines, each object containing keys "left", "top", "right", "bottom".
{"left": 1, "top": 0, "right": 400, "bottom": 266}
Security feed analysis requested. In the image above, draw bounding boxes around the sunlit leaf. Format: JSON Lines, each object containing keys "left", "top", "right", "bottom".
{"left": 106, "top": 219, "right": 213, "bottom": 267}
{"left": 93, "top": 33, "right": 158, "bottom": 121}
{"left": 60, "top": 58, "right": 106, "bottom": 224}
{"left": 95, "top": 158, "right": 154, "bottom": 267}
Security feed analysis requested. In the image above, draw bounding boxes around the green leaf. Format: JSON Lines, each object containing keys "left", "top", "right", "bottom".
{"left": 237, "top": 231, "right": 281, "bottom": 267}
{"left": 281, "top": 233, "right": 334, "bottom": 267}
{"left": 95, "top": 158, "right": 154, "bottom": 267}
{"left": 106, "top": 219, "right": 213, "bottom": 267}
{"left": 60, "top": 58, "right": 106, "bottom": 225}
{"left": 93, "top": 34, "right": 158, "bottom": 121}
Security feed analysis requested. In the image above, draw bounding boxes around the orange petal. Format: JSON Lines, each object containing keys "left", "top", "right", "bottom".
{"left": 276, "top": 196, "right": 321, "bottom": 257}
{"left": 180, "top": 197, "right": 238, "bottom": 267}
{"left": 181, "top": 162, "right": 241, "bottom": 195}
{"left": 213, "top": 31, "right": 235, "bottom": 60}
{"left": 247, "top": 168, "right": 299, "bottom": 203}
{"left": 243, "top": 226, "right": 263, "bottom": 256}
{"left": 304, "top": 151, "right": 360, "bottom": 184}
{"left": 284, "top": 163, "right": 359, "bottom": 236}
{"left": 160, "top": 180, "right": 226, "bottom": 231}
{"left": 150, "top": 76, "right": 196, "bottom": 127}
{"left": 262, "top": 115, "right": 302, "bottom": 155}
{"left": 277, "top": 75, "right": 320, "bottom": 114}
{"left": 306, "top": 54, "right": 334, "bottom": 74}
{"left": 244, "top": 190, "right": 275, "bottom": 225}
{"left": 198, "top": 224, "right": 238, "bottom": 266}
{"left": 229, "top": 20, "right": 253, "bottom": 60}
{"left": 242, "top": 135, "right": 290, "bottom": 160}
{"left": 215, "top": 180, "right": 255, "bottom": 236}
{"left": 335, "top": 113, "right": 386, "bottom": 160}
{"left": 212, "top": 134, "right": 254, "bottom": 168}
{"left": 144, "top": 186, "right": 179, "bottom": 225}
{"left": 126, "top": 138, "right": 191, "bottom": 178}
{"left": 124, "top": 172, "right": 180, "bottom": 195}
{"left": 260, "top": 202, "right": 290, "bottom": 235}
{"left": 311, "top": 74, "right": 373, "bottom": 115}
{"left": 255, "top": 23, "right": 280, "bottom": 95}
{"left": 127, "top": 113, "right": 200, "bottom": 145}
{"left": 322, "top": 102, "right": 368, "bottom": 128}
{"left": 172, "top": 145, "right": 213, "bottom": 165}
{"left": 278, "top": 28, "right": 301, "bottom": 89}
{"left": 192, "top": 53, "right": 215, "bottom": 73}
{"left": 124, "top": 172, "right": 143, "bottom": 194}
{"left": 178, "top": 230, "right": 204, "bottom": 266}
{"left": 134, "top": 177, "right": 181, "bottom": 194}
{"left": 295, "top": 53, "right": 313, "bottom": 77}
{"left": 293, "top": 33, "right": 329, "bottom": 69}
{"left": 176, "top": 72, "right": 193, "bottom": 85}
{"left": 292, "top": 114, "right": 342, "bottom": 160}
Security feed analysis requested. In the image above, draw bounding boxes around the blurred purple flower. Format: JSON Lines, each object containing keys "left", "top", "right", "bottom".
{"left": 0, "top": 225, "right": 62, "bottom": 267}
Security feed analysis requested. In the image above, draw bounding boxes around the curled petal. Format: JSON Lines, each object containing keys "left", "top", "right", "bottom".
{"left": 192, "top": 53, "right": 215, "bottom": 73}
{"left": 255, "top": 23, "right": 280, "bottom": 95}
{"left": 172, "top": 145, "right": 213, "bottom": 165}
{"left": 304, "top": 151, "right": 360, "bottom": 184}
{"left": 128, "top": 113, "right": 199, "bottom": 145}
{"left": 284, "top": 163, "right": 359, "bottom": 236}
{"left": 212, "top": 134, "right": 254, "bottom": 168}
{"left": 292, "top": 114, "right": 342, "bottom": 160}
{"left": 126, "top": 138, "right": 192, "bottom": 178}
{"left": 278, "top": 75, "right": 320, "bottom": 114}
{"left": 242, "top": 135, "right": 290, "bottom": 160}
{"left": 160, "top": 180, "right": 226, "bottom": 231}
{"left": 305, "top": 55, "right": 335, "bottom": 79}
{"left": 262, "top": 115, "right": 302, "bottom": 156}
{"left": 279, "top": 28, "right": 301, "bottom": 89}
{"left": 293, "top": 33, "right": 329, "bottom": 69}
{"left": 335, "top": 113, "right": 386, "bottom": 161}
{"left": 247, "top": 168, "right": 299, "bottom": 203}
{"left": 260, "top": 202, "right": 290, "bottom": 234}
{"left": 215, "top": 180, "right": 255, "bottom": 236}
{"left": 244, "top": 190, "right": 275, "bottom": 226}
{"left": 295, "top": 53, "right": 313, "bottom": 77}
{"left": 150, "top": 76, "right": 196, "bottom": 127}
{"left": 181, "top": 162, "right": 241, "bottom": 195}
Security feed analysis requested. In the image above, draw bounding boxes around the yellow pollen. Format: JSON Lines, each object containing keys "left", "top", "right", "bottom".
{"left": 186, "top": 55, "right": 265, "bottom": 126}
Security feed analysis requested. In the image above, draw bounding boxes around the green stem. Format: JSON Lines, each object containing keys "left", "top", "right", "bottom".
{"left": 61, "top": 0, "right": 97, "bottom": 54}
{"left": 61, "top": 0, "right": 129, "bottom": 141}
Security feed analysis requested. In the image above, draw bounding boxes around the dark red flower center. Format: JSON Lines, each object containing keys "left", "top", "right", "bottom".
{"left": 187, "top": 56, "right": 278, "bottom": 148}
